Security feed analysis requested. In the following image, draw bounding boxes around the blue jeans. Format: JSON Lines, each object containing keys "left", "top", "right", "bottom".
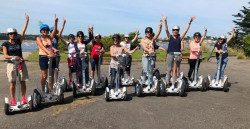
{"left": 110, "top": 68, "right": 123, "bottom": 89}
{"left": 142, "top": 56, "right": 155, "bottom": 86}
{"left": 76, "top": 56, "right": 89, "bottom": 85}
{"left": 213, "top": 57, "right": 228, "bottom": 80}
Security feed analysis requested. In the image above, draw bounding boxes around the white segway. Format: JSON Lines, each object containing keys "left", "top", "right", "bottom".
{"left": 33, "top": 55, "right": 64, "bottom": 109}
{"left": 206, "top": 52, "right": 229, "bottom": 92}
{"left": 105, "top": 55, "right": 127, "bottom": 102}
{"left": 4, "top": 58, "right": 33, "bottom": 115}
{"left": 161, "top": 52, "right": 186, "bottom": 97}
{"left": 94, "top": 51, "right": 108, "bottom": 90}
{"left": 121, "top": 54, "right": 135, "bottom": 86}
{"left": 186, "top": 51, "right": 206, "bottom": 91}
{"left": 135, "top": 52, "right": 161, "bottom": 97}
{"left": 72, "top": 52, "right": 96, "bottom": 97}
{"left": 54, "top": 53, "right": 69, "bottom": 92}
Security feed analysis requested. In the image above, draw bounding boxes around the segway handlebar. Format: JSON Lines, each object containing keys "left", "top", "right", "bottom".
{"left": 143, "top": 52, "right": 160, "bottom": 54}
{"left": 3, "top": 58, "right": 28, "bottom": 64}
{"left": 169, "top": 52, "right": 182, "bottom": 55}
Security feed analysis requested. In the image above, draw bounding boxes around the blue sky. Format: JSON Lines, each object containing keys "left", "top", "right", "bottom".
{"left": 0, "top": 0, "right": 248, "bottom": 38}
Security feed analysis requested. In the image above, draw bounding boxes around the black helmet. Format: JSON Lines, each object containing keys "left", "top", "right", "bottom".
{"left": 193, "top": 32, "right": 201, "bottom": 38}
{"left": 77, "top": 31, "right": 84, "bottom": 37}
{"left": 145, "top": 27, "right": 153, "bottom": 34}
{"left": 112, "top": 34, "right": 121, "bottom": 40}
{"left": 68, "top": 34, "right": 75, "bottom": 40}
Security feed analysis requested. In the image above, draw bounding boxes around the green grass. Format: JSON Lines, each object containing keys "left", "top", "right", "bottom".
{"left": 28, "top": 49, "right": 238, "bottom": 62}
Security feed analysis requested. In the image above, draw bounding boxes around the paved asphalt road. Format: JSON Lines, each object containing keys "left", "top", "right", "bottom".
{"left": 0, "top": 57, "right": 249, "bottom": 129}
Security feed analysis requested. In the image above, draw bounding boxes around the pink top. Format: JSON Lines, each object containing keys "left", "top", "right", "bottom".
{"left": 38, "top": 36, "right": 52, "bottom": 55}
{"left": 189, "top": 41, "right": 201, "bottom": 59}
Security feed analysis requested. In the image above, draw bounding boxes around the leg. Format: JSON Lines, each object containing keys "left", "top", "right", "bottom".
{"left": 85, "top": 59, "right": 89, "bottom": 86}
{"left": 142, "top": 57, "right": 148, "bottom": 85}
{"left": 220, "top": 58, "right": 228, "bottom": 80}
{"left": 20, "top": 81, "right": 26, "bottom": 98}
{"left": 110, "top": 68, "right": 116, "bottom": 89}
{"left": 188, "top": 59, "right": 195, "bottom": 80}
{"left": 90, "top": 58, "right": 95, "bottom": 78}
{"left": 166, "top": 54, "right": 174, "bottom": 83}
{"left": 213, "top": 59, "right": 220, "bottom": 79}
{"left": 10, "top": 82, "right": 16, "bottom": 99}
{"left": 41, "top": 69, "right": 48, "bottom": 92}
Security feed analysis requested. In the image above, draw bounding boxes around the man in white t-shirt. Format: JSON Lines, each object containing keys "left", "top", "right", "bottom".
{"left": 120, "top": 29, "right": 139, "bottom": 79}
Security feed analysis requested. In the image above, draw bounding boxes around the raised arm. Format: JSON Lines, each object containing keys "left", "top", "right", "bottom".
{"left": 153, "top": 20, "right": 163, "bottom": 41}
{"left": 50, "top": 14, "right": 58, "bottom": 39}
{"left": 180, "top": 16, "right": 196, "bottom": 40}
{"left": 83, "top": 25, "right": 93, "bottom": 44}
{"left": 200, "top": 27, "right": 207, "bottom": 44}
{"left": 58, "top": 36, "right": 67, "bottom": 46}
{"left": 58, "top": 17, "right": 66, "bottom": 38}
{"left": 181, "top": 40, "right": 184, "bottom": 51}
{"left": 20, "top": 13, "right": 29, "bottom": 42}
{"left": 162, "top": 14, "right": 171, "bottom": 39}
{"left": 131, "top": 28, "right": 139, "bottom": 43}
{"left": 227, "top": 26, "right": 235, "bottom": 43}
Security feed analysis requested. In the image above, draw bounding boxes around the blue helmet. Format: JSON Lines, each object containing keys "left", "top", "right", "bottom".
{"left": 50, "top": 27, "right": 54, "bottom": 32}
{"left": 40, "top": 24, "right": 49, "bottom": 32}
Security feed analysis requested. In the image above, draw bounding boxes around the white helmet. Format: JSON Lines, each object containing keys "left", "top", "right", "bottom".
{"left": 172, "top": 25, "right": 180, "bottom": 30}
{"left": 219, "top": 35, "right": 226, "bottom": 39}
{"left": 124, "top": 34, "right": 130, "bottom": 38}
{"left": 7, "top": 28, "right": 17, "bottom": 34}
{"left": 95, "top": 34, "right": 102, "bottom": 39}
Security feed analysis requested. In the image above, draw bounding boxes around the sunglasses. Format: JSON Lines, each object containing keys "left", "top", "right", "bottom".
{"left": 173, "top": 29, "right": 179, "bottom": 31}
{"left": 125, "top": 37, "right": 129, "bottom": 39}
{"left": 78, "top": 35, "right": 83, "bottom": 38}
{"left": 8, "top": 33, "right": 17, "bottom": 35}
{"left": 42, "top": 28, "right": 49, "bottom": 32}
{"left": 146, "top": 31, "right": 152, "bottom": 34}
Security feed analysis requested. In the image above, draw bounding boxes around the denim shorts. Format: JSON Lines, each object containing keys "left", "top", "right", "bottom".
{"left": 90, "top": 58, "right": 99, "bottom": 71}
{"left": 39, "top": 55, "right": 56, "bottom": 70}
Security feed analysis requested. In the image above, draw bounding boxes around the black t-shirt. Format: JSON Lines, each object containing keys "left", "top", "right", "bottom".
{"left": 215, "top": 43, "right": 228, "bottom": 60}
{"left": 1, "top": 38, "right": 23, "bottom": 63}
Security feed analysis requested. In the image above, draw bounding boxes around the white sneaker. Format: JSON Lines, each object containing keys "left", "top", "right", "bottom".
{"left": 110, "top": 89, "right": 114, "bottom": 95}
{"left": 146, "top": 85, "right": 150, "bottom": 90}
{"left": 118, "top": 89, "right": 121, "bottom": 93}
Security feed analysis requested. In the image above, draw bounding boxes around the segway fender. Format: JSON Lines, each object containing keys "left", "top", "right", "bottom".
{"left": 27, "top": 95, "right": 32, "bottom": 102}
{"left": 106, "top": 87, "right": 110, "bottom": 92}
{"left": 5, "top": 97, "right": 9, "bottom": 104}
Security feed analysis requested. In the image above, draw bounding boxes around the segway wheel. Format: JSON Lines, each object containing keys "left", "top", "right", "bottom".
{"left": 160, "top": 80, "right": 166, "bottom": 96}
{"left": 153, "top": 69, "right": 161, "bottom": 80}
{"left": 124, "top": 90, "right": 127, "bottom": 101}
{"left": 179, "top": 83, "right": 185, "bottom": 97}
{"left": 33, "top": 89, "right": 41, "bottom": 108}
{"left": 4, "top": 103, "right": 10, "bottom": 115}
{"left": 135, "top": 80, "right": 143, "bottom": 97}
{"left": 58, "top": 93, "right": 64, "bottom": 104}
{"left": 200, "top": 79, "right": 206, "bottom": 92}
{"left": 29, "top": 96, "right": 34, "bottom": 111}
{"left": 105, "top": 89, "right": 110, "bottom": 102}
{"left": 73, "top": 82, "right": 77, "bottom": 97}
{"left": 205, "top": 76, "right": 210, "bottom": 90}
{"left": 155, "top": 80, "right": 161, "bottom": 96}
{"left": 182, "top": 76, "right": 188, "bottom": 92}
{"left": 223, "top": 78, "right": 229, "bottom": 92}
{"left": 91, "top": 82, "right": 96, "bottom": 96}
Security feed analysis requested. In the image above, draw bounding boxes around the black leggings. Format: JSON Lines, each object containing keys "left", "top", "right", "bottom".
{"left": 188, "top": 59, "right": 201, "bottom": 80}
{"left": 124, "top": 55, "right": 132, "bottom": 76}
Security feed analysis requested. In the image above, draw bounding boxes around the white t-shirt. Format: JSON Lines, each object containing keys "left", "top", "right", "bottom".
{"left": 67, "top": 41, "right": 76, "bottom": 57}
{"left": 77, "top": 43, "right": 86, "bottom": 52}
{"left": 120, "top": 41, "right": 131, "bottom": 56}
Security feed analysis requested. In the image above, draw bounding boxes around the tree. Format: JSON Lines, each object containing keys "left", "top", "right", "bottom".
{"left": 243, "top": 35, "right": 250, "bottom": 56}
{"left": 232, "top": 2, "right": 250, "bottom": 38}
